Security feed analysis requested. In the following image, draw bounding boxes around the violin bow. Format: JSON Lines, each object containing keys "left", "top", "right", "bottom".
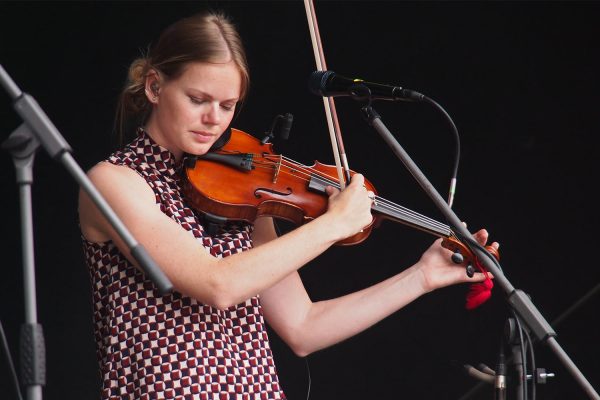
{"left": 303, "top": 0, "right": 351, "bottom": 189}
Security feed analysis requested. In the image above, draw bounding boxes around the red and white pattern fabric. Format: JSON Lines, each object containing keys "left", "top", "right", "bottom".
{"left": 83, "top": 129, "right": 286, "bottom": 399}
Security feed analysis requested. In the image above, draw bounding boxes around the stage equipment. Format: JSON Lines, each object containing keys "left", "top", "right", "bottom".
{"left": 0, "top": 64, "right": 173, "bottom": 400}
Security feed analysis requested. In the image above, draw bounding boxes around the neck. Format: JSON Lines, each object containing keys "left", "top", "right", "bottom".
{"left": 143, "top": 118, "right": 184, "bottom": 162}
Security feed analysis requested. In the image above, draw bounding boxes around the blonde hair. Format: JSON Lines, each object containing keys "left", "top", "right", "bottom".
{"left": 115, "top": 11, "right": 249, "bottom": 143}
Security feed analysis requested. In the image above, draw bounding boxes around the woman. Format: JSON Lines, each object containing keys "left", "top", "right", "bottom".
{"left": 79, "top": 11, "right": 496, "bottom": 399}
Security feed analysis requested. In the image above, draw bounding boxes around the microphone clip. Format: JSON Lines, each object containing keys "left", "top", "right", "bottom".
{"left": 261, "top": 113, "right": 293, "bottom": 144}
{"left": 349, "top": 83, "right": 374, "bottom": 105}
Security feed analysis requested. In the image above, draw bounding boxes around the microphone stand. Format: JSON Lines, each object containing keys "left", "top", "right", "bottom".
{"left": 0, "top": 64, "right": 173, "bottom": 400}
{"left": 494, "top": 339, "right": 507, "bottom": 400}
{"left": 507, "top": 318, "right": 526, "bottom": 400}
{"left": 460, "top": 281, "right": 598, "bottom": 400}
{"left": 358, "top": 102, "right": 600, "bottom": 400}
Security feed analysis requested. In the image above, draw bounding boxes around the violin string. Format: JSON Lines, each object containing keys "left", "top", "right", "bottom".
{"left": 248, "top": 154, "right": 451, "bottom": 234}
{"left": 248, "top": 154, "right": 451, "bottom": 236}
{"left": 221, "top": 151, "right": 449, "bottom": 234}
{"left": 248, "top": 161, "right": 450, "bottom": 237}
{"left": 272, "top": 156, "right": 451, "bottom": 234}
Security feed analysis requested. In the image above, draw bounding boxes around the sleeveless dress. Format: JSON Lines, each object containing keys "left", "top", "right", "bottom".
{"left": 82, "top": 130, "right": 286, "bottom": 400}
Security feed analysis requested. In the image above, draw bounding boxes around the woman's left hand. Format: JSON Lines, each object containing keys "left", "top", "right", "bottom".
{"left": 414, "top": 229, "right": 498, "bottom": 293}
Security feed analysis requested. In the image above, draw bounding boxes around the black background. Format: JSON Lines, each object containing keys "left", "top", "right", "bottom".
{"left": 1, "top": 1, "right": 599, "bottom": 399}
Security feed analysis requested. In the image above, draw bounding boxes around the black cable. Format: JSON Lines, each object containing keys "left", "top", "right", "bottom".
{"left": 304, "top": 357, "right": 312, "bottom": 400}
{"left": 419, "top": 95, "right": 505, "bottom": 278}
{"left": 512, "top": 312, "right": 529, "bottom": 400}
{"left": 271, "top": 220, "right": 313, "bottom": 400}
{"left": 522, "top": 321, "right": 537, "bottom": 400}
{"left": 0, "top": 320, "right": 24, "bottom": 400}
{"left": 421, "top": 95, "right": 460, "bottom": 208}
{"left": 459, "top": 282, "right": 597, "bottom": 400}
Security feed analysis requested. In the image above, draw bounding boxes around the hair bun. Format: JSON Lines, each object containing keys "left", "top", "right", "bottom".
{"left": 128, "top": 58, "right": 149, "bottom": 87}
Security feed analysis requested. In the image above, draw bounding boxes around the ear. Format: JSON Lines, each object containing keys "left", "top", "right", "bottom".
{"left": 144, "top": 69, "right": 161, "bottom": 103}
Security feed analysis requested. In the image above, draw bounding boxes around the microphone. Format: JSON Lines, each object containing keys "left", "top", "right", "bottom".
{"left": 278, "top": 112, "right": 293, "bottom": 140}
{"left": 261, "top": 113, "right": 293, "bottom": 144}
{"left": 309, "top": 70, "right": 424, "bottom": 102}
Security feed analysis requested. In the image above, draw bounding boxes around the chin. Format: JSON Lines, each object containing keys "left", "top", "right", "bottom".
{"left": 186, "top": 143, "right": 214, "bottom": 156}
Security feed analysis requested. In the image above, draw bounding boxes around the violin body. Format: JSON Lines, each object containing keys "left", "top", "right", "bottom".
{"left": 183, "top": 128, "right": 499, "bottom": 260}
{"left": 183, "top": 128, "right": 377, "bottom": 244}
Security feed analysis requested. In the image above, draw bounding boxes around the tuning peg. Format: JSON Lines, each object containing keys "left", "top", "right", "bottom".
{"left": 466, "top": 264, "right": 475, "bottom": 278}
{"left": 451, "top": 251, "right": 464, "bottom": 264}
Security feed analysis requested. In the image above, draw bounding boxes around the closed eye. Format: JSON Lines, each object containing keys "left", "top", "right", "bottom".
{"left": 221, "top": 103, "right": 236, "bottom": 111}
{"left": 189, "top": 97, "right": 235, "bottom": 112}
{"left": 189, "top": 96, "right": 205, "bottom": 105}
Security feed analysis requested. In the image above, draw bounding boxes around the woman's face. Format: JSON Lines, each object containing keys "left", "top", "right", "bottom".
{"left": 146, "top": 61, "right": 242, "bottom": 160}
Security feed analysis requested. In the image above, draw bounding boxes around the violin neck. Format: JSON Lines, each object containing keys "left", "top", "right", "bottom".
{"left": 307, "top": 174, "right": 450, "bottom": 238}
{"left": 371, "top": 199, "right": 450, "bottom": 238}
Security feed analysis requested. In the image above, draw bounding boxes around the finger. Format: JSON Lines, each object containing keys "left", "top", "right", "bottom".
{"left": 350, "top": 173, "right": 365, "bottom": 188}
{"left": 325, "top": 185, "right": 339, "bottom": 196}
{"left": 473, "top": 228, "right": 489, "bottom": 244}
{"left": 367, "top": 190, "right": 375, "bottom": 201}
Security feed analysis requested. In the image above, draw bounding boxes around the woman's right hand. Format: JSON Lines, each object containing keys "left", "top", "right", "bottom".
{"left": 323, "top": 174, "right": 374, "bottom": 241}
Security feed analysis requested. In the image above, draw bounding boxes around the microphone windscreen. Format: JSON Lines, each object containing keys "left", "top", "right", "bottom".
{"left": 308, "top": 70, "right": 334, "bottom": 96}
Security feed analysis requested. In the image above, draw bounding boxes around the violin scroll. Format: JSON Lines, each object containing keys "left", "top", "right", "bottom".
{"left": 441, "top": 236, "right": 500, "bottom": 277}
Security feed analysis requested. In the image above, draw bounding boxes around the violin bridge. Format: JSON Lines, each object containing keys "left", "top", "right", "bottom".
{"left": 272, "top": 154, "right": 282, "bottom": 183}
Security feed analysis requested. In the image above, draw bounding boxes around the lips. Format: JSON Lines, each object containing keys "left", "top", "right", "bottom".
{"left": 190, "top": 130, "right": 216, "bottom": 143}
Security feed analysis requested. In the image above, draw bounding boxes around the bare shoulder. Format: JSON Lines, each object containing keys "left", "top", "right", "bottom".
{"left": 78, "top": 161, "right": 155, "bottom": 242}
{"left": 85, "top": 161, "right": 153, "bottom": 195}
{"left": 78, "top": 160, "right": 221, "bottom": 302}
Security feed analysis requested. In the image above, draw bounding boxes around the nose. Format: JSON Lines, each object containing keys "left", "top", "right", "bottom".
{"left": 202, "top": 102, "right": 221, "bottom": 126}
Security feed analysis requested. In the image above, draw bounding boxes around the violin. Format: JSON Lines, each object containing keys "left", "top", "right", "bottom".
{"left": 182, "top": 128, "right": 500, "bottom": 264}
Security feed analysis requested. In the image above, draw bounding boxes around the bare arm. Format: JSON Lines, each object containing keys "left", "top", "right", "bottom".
{"left": 259, "top": 221, "right": 496, "bottom": 357}
{"left": 78, "top": 161, "right": 373, "bottom": 309}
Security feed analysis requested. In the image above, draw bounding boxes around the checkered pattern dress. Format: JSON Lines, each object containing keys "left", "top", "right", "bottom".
{"left": 83, "top": 130, "right": 286, "bottom": 399}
